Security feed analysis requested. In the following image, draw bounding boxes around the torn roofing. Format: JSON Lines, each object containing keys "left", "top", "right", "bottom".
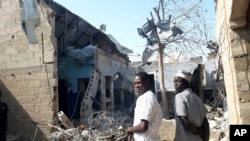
{"left": 42, "top": 0, "right": 129, "bottom": 60}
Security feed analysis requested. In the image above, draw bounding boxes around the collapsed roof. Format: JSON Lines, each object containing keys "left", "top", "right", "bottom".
{"left": 42, "top": 0, "right": 131, "bottom": 60}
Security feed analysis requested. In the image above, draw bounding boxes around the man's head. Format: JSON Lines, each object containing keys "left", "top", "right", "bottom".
{"left": 134, "top": 71, "right": 150, "bottom": 95}
{"left": 174, "top": 70, "right": 192, "bottom": 93}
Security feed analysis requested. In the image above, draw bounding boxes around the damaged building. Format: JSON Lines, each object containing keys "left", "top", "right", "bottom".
{"left": 216, "top": 0, "right": 250, "bottom": 126}
{"left": 132, "top": 54, "right": 219, "bottom": 117}
{"left": 0, "top": 0, "right": 136, "bottom": 140}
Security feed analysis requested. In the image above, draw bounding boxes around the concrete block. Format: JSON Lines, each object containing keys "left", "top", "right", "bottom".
{"left": 4, "top": 45, "right": 17, "bottom": 54}
{"left": 27, "top": 57, "right": 41, "bottom": 66}
{"left": 24, "top": 104, "right": 37, "bottom": 112}
{"left": 27, "top": 44, "right": 40, "bottom": 52}
{"left": 236, "top": 71, "right": 250, "bottom": 91}
{"left": 234, "top": 57, "right": 248, "bottom": 71}
{"left": 17, "top": 81, "right": 30, "bottom": 89}
{"left": 49, "top": 78, "right": 57, "bottom": 87}
{"left": 42, "top": 95, "right": 52, "bottom": 103}
{"left": 37, "top": 103, "right": 51, "bottom": 111}
{"left": 44, "top": 56, "right": 55, "bottom": 63}
{"left": 209, "top": 129, "right": 222, "bottom": 141}
{"left": 160, "top": 119, "right": 176, "bottom": 141}
{"left": 231, "top": 42, "right": 248, "bottom": 57}
{"left": 29, "top": 80, "right": 42, "bottom": 88}
{"left": 0, "top": 62, "right": 7, "bottom": 69}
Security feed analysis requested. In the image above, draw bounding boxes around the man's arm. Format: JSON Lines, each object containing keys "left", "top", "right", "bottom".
{"left": 201, "top": 117, "right": 210, "bottom": 141}
{"left": 127, "top": 119, "right": 149, "bottom": 134}
{"left": 179, "top": 116, "right": 202, "bottom": 136}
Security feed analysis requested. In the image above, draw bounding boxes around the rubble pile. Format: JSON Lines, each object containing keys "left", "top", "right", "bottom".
{"left": 49, "top": 111, "right": 133, "bottom": 141}
{"left": 206, "top": 104, "right": 229, "bottom": 141}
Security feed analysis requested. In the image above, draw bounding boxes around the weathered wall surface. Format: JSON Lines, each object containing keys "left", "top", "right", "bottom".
{"left": 0, "top": 0, "right": 57, "bottom": 140}
{"left": 95, "top": 48, "right": 131, "bottom": 110}
{"left": 216, "top": 0, "right": 250, "bottom": 124}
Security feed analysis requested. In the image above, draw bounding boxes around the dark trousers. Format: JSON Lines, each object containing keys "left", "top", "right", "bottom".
{"left": 0, "top": 130, "right": 7, "bottom": 141}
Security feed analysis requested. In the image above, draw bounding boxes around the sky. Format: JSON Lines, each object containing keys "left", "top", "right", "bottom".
{"left": 54, "top": 0, "right": 216, "bottom": 61}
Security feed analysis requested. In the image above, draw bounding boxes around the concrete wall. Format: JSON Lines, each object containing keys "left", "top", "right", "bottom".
{"left": 95, "top": 48, "right": 131, "bottom": 110}
{"left": 0, "top": 0, "right": 57, "bottom": 140}
{"left": 216, "top": 0, "right": 250, "bottom": 124}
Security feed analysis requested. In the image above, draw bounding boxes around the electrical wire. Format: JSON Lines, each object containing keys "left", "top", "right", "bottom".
{"left": 69, "top": 90, "right": 82, "bottom": 120}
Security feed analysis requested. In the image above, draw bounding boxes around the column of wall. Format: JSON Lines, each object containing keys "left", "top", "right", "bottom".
{"left": 216, "top": 0, "right": 250, "bottom": 124}
{"left": 0, "top": 0, "right": 58, "bottom": 140}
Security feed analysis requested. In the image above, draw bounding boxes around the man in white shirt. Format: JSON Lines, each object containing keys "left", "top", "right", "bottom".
{"left": 127, "top": 71, "right": 163, "bottom": 141}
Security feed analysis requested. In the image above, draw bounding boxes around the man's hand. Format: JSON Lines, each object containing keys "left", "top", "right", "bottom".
{"left": 126, "top": 127, "right": 133, "bottom": 135}
{"left": 127, "top": 135, "right": 134, "bottom": 141}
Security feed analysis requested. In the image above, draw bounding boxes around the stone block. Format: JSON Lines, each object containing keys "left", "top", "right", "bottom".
{"left": 16, "top": 45, "right": 28, "bottom": 53}
{"left": 44, "top": 56, "right": 55, "bottom": 63}
{"left": 27, "top": 44, "right": 40, "bottom": 52}
{"left": 234, "top": 57, "right": 248, "bottom": 71}
{"left": 17, "top": 81, "right": 30, "bottom": 89}
{"left": 160, "top": 119, "right": 176, "bottom": 141}
{"left": 42, "top": 95, "right": 52, "bottom": 103}
{"left": 29, "top": 80, "right": 42, "bottom": 88}
{"left": 24, "top": 104, "right": 37, "bottom": 112}
{"left": 13, "top": 75, "right": 24, "bottom": 82}
{"left": 23, "top": 89, "right": 38, "bottom": 96}
{"left": 16, "top": 31, "right": 26, "bottom": 38}
{"left": 236, "top": 71, "right": 250, "bottom": 91}
{"left": 0, "top": 62, "right": 7, "bottom": 69}
{"left": 18, "top": 96, "right": 37, "bottom": 105}
{"left": 239, "top": 102, "right": 250, "bottom": 117}
{"left": 209, "top": 129, "right": 223, "bottom": 141}
{"left": 38, "top": 103, "right": 53, "bottom": 111}
{"left": 4, "top": 46, "right": 17, "bottom": 54}
{"left": 27, "top": 57, "right": 42, "bottom": 66}
{"left": 49, "top": 78, "right": 57, "bottom": 87}
{"left": 231, "top": 40, "right": 248, "bottom": 57}
{"left": 33, "top": 51, "right": 43, "bottom": 58}
{"left": 0, "top": 54, "right": 11, "bottom": 62}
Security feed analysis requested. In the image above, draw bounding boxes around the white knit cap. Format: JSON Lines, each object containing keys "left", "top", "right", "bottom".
{"left": 175, "top": 70, "right": 192, "bottom": 82}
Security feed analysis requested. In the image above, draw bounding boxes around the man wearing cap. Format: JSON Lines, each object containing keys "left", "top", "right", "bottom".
{"left": 173, "top": 70, "right": 209, "bottom": 141}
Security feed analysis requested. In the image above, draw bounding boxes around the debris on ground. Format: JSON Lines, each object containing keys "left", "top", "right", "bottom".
{"left": 49, "top": 111, "right": 133, "bottom": 141}
{"left": 206, "top": 104, "right": 229, "bottom": 141}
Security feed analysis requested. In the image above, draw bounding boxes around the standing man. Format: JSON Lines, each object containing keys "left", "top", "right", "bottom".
{"left": 173, "top": 70, "right": 209, "bottom": 141}
{"left": 127, "top": 71, "right": 163, "bottom": 141}
{"left": 0, "top": 90, "right": 9, "bottom": 141}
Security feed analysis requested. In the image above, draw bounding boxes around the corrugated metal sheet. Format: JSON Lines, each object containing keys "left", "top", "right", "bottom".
{"left": 43, "top": 0, "right": 129, "bottom": 60}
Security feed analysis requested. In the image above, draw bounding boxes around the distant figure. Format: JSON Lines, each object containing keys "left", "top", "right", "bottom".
{"left": 126, "top": 71, "right": 163, "bottom": 141}
{"left": 173, "top": 70, "right": 209, "bottom": 141}
{"left": 0, "top": 91, "right": 9, "bottom": 141}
